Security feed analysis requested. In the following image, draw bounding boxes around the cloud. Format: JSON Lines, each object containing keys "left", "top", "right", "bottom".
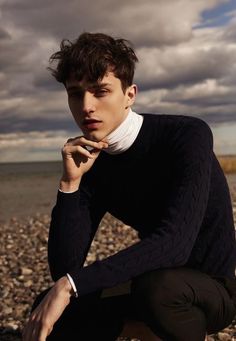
{"left": 162, "top": 80, "right": 236, "bottom": 107}
{"left": 0, "top": 89, "right": 78, "bottom": 133}
{"left": 223, "top": 17, "right": 236, "bottom": 41}
{"left": 135, "top": 21, "right": 236, "bottom": 90}
{"left": 135, "top": 45, "right": 235, "bottom": 90}
{"left": 132, "top": 14, "right": 236, "bottom": 128}
{"left": 135, "top": 81, "right": 236, "bottom": 125}
{"left": 1, "top": 0, "right": 226, "bottom": 45}
{"left": 0, "top": 27, "right": 10, "bottom": 40}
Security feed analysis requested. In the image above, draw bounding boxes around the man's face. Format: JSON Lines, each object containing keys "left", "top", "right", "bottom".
{"left": 65, "top": 71, "right": 136, "bottom": 142}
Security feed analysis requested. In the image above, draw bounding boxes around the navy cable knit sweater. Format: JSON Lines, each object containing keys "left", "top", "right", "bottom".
{"left": 48, "top": 113, "right": 236, "bottom": 296}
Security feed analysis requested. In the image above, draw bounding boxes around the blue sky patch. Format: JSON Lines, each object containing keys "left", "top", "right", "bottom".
{"left": 195, "top": 0, "right": 236, "bottom": 28}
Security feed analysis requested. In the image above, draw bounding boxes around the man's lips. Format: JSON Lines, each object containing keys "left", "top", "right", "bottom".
{"left": 83, "top": 118, "right": 102, "bottom": 129}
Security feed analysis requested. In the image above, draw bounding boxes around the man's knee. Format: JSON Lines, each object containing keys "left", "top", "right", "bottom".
{"left": 130, "top": 268, "right": 193, "bottom": 315}
{"left": 131, "top": 268, "right": 186, "bottom": 297}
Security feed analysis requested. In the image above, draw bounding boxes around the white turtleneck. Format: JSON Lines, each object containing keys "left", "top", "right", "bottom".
{"left": 104, "top": 108, "right": 143, "bottom": 155}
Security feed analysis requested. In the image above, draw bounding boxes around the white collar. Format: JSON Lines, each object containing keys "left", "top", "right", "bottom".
{"left": 105, "top": 108, "right": 143, "bottom": 155}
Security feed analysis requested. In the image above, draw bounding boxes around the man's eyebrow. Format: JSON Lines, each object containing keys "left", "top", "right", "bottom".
{"left": 90, "top": 82, "right": 112, "bottom": 89}
{"left": 66, "top": 83, "right": 112, "bottom": 92}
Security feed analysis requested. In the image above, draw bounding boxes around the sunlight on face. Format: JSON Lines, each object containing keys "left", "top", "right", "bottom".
{"left": 66, "top": 72, "right": 137, "bottom": 141}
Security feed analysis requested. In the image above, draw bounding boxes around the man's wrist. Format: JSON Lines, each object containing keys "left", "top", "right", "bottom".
{"left": 59, "top": 178, "right": 81, "bottom": 192}
{"left": 56, "top": 276, "right": 74, "bottom": 298}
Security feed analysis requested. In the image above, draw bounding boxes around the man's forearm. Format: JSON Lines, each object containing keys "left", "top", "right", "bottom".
{"left": 47, "top": 187, "right": 104, "bottom": 283}
{"left": 48, "top": 189, "right": 88, "bottom": 281}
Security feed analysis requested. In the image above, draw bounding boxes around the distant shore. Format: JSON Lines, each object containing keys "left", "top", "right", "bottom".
{"left": 217, "top": 155, "right": 236, "bottom": 174}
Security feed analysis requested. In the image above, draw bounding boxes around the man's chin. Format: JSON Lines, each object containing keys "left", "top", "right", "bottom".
{"left": 84, "top": 131, "right": 109, "bottom": 142}
{"left": 85, "top": 132, "right": 104, "bottom": 142}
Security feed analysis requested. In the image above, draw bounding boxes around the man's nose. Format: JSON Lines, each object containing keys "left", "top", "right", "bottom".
{"left": 82, "top": 91, "right": 96, "bottom": 113}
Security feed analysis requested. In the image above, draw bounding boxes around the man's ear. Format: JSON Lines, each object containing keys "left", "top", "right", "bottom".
{"left": 126, "top": 84, "right": 137, "bottom": 107}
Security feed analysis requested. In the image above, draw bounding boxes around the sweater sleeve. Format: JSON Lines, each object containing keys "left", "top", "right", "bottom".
{"left": 48, "top": 184, "right": 105, "bottom": 281}
{"left": 66, "top": 119, "right": 214, "bottom": 296}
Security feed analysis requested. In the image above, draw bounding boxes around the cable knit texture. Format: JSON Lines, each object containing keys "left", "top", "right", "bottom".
{"left": 48, "top": 113, "right": 236, "bottom": 296}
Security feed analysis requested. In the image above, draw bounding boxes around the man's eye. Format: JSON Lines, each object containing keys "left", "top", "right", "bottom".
{"left": 95, "top": 89, "right": 108, "bottom": 97}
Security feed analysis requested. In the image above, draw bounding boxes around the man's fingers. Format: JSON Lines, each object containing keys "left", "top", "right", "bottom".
{"left": 79, "top": 136, "right": 107, "bottom": 149}
{"left": 23, "top": 321, "right": 51, "bottom": 341}
{"left": 62, "top": 144, "right": 95, "bottom": 159}
{"left": 22, "top": 320, "right": 38, "bottom": 341}
{"left": 38, "top": 326, "right": 50, "bottom": 341}
{"left": 65, "top": 136, "right": 108, "bottom": 150}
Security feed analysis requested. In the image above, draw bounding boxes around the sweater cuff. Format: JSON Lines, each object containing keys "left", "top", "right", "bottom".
{"left": 68, "top": 261, "right": 109, "bottom": 296}
{"left": 58, "top": 188, "right": 78, "bottom": 194}
{"left": 54, "top": 189, "right": 81, "bottom": 214}
{"left": 56, "top": 188, "right": 80, "bottom": 200}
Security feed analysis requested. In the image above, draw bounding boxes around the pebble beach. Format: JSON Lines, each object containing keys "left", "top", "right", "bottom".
{"left": 0, "top": 161, "right": 236, "bottom": 341}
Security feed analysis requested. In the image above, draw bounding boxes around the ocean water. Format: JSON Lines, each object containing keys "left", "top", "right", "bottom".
{"left": 0, "top": 161, "right": 63, "bottom": 223}
{"left": 0, "top": 160, "right": 62, "bottom": 177}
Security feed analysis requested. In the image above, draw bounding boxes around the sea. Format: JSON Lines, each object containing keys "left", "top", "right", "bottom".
{"left": 0, "top": 160, "right": 62, "bottom": 177}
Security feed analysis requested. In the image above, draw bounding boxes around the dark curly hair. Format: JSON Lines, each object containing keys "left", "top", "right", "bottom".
{"left": 48, "top": 32, "right": 138, "bottom": 93}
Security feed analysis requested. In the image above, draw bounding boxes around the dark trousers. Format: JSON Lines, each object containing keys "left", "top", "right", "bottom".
{"left": 31, "top": 267, "right": 236, "bottom": 341}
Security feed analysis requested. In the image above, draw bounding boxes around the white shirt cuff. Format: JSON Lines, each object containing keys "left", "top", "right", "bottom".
{"left": 66, "top": 273, "right": 78, "bottom": 298}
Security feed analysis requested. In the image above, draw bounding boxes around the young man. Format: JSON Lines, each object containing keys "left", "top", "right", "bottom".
{"left": 23, "top": 32, "right": 236, "bottom": 341}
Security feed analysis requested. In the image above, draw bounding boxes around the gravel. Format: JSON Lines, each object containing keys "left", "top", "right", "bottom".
{"left": 1, "top": 181, "right": 236, "bottom": 341}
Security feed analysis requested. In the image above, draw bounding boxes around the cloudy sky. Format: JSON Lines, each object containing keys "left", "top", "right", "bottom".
{"left": 0, "top": 0, "right": 236, "bottom": 162}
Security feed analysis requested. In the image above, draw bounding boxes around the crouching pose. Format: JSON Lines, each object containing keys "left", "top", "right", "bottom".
{"left": 23, "top": 32, "right": 236, "bottom": 341}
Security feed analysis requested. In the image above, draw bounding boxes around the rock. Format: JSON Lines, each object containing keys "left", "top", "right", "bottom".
{"left": 2, "top": 307, "right": 13, "bottom": 315}
{"left": 14, "top": 305, "right": 28, "bottom": 318}
{"left": 206, "top": 336, "right": 215, "bottom": 341}
{"left": 5, "top": 322, "right": 18, "bottom": 330}
{"left": 217, "top": 332, "right": 232, "bottom": 341}
{"left": 20, "top": 267, "right": 33, "bottom": 275}
{"left": 86, "top": 254, "right": 97, "bottom": 262}
{"left": 24, "top": 280, "right": 33, "bottom": 288}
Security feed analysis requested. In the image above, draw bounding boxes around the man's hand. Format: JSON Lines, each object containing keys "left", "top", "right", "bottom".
{"left": 22, "top": 276, "right": 73, "bottom": 341}
{"left": 60, "top": 136, "right": 108, "bottom": 192}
